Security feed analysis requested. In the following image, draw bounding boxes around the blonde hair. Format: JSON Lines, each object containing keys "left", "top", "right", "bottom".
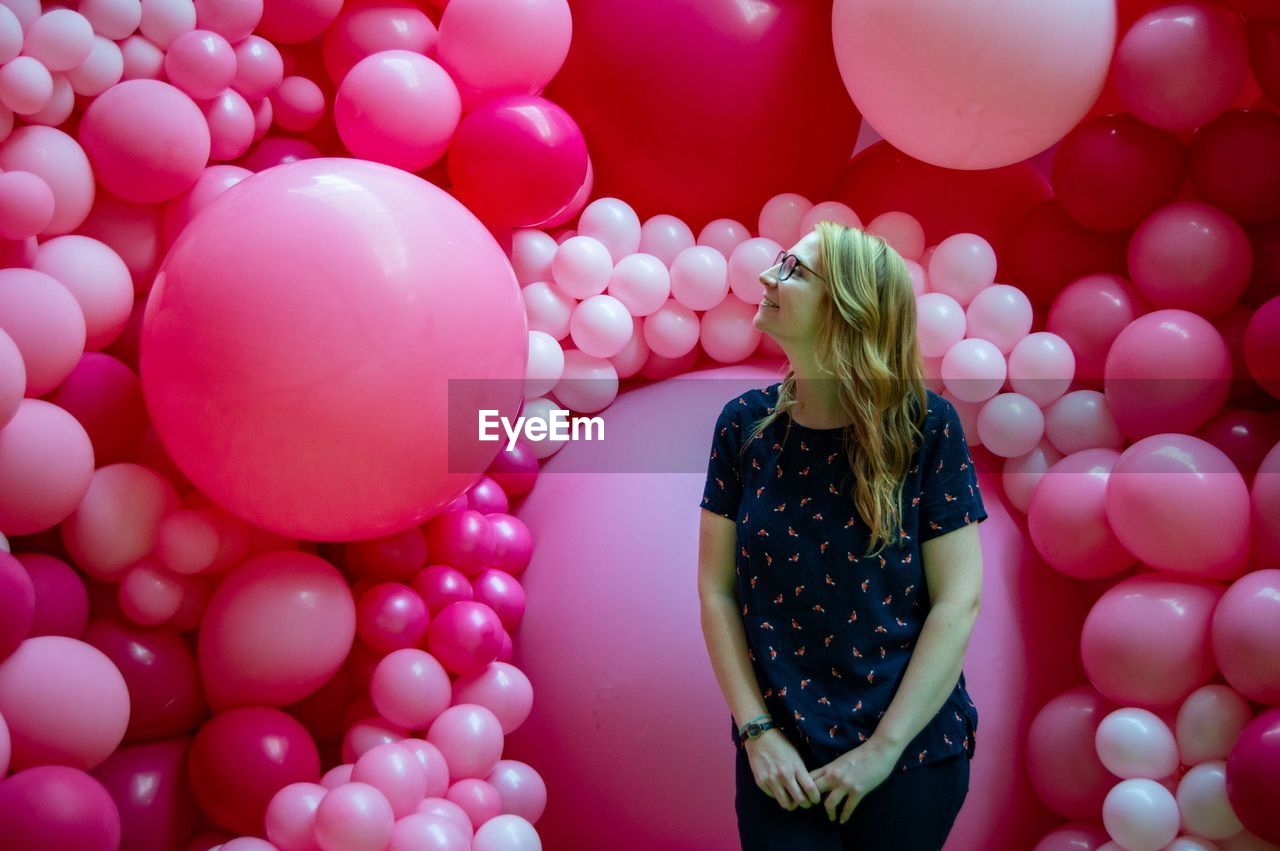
{"left": 743, "top": 221, "right": 927, "bottom": 557}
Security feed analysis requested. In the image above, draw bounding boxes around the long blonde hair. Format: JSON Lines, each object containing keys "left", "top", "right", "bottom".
{"left": 743, "top": 221, "right": 927, "bottom": 557}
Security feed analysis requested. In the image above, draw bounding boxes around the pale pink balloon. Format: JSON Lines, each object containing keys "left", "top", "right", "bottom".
{"left": 577, "top": 197, "right": 640, "bottom": 261}
{"left": 700, "top": 295, "right": 762, "bottom": 363}
{"left": 524, "top": 330, "right": 563, "bottom": 400}
{"left": 799, "top": 201, "right": 861, "bottom": 236}
{"left": 510, "top": 230, "right": 556, "bottom": 286}
{"left": 264, "top": 781, "right": 325, "bottom": 851}
{"left": 484, "top": 760, "right": 545, "bottom": 823}
{"left": 0, "top": 125, "right": 95, "bottom": 236}
{"left": 551, "top": 235, "right": 612, "bottom": 299}
{"left": 161, "top": 164, "right": 251, "bottom": 246}
{"left": 119, "top": 34, "right": 165, "bottom": 81}
{"left": 60, "top": 463, "right": 178, "bottom": 580}
{"left": 1211, "top": 569, "right": 1280, "bottom": 705}
{"left": 521, "top": 281, "right": 574, "bottom": 340}
{"left": 607, "top": 324, "right": 648, "bottom": 380}
{"left": 426, "top": 704, "right": 504, "bottom": 781}
{"left": 696, "top": 218, "right": 750, "bottom": 259}
{"left": 0, "top": 170, "right": 53, "bottom": 241}
{"left": 195, "top": 0, "right": 262, "bottom": 42}
{"left": 1104, "top": 310, "right": 1231, "bottom": 441}
{"left": 1096, "top": 707, "right": 1179, "bottom": 780}
{"left": 1082, "top": 573, "right": 1223, "bottom": 708}
{"left": 436, "top": 0, "right": 570, "bottom": 107}
{"left": 1178, "top": 761, "right": 1244, "bottom": 840}
{"left": 1028, "top": 448, "right": 1134, "bottom": 580}
{"left": 1008, "top": 332, "right": 1075, "bottom": 407}
{"left": 0, "top": 56, "right": 53, "bottom": 115}
{"left": 0, "top": 6, "right": 18, "bottom": 64}
{"left": 22, "top": 9, "right": 93, "bottom": 71}
{"left": 1001, "top": 439, "right": 1063, "bottom": 515}
{"left": 928, "top": 233, "right": 997, "bottom": 306}
{"left": 916, "top": 292, "right": 966, "bottom": 358}
{"left": 1107, "top": 434, "right": 1249, "bottom": 579}
{"left": 353, "top": 742, "right": 428, "bottom": 819}
{"left": 643, "top": 298, "right": 699, "bottom": 359}
{"left": 65, "top": 37, "right": 123, "bottom": 97}
{"left": 451, "top": 662, "right": 532, "bottom": 736}
{"left": 966, "top": 284, "right": 1033, "bottom": 354}
{"left": 23, "top": 70, "right": 74, "bottom": 128}
{"left": 152, "top": 510, "right": 219, "bottom": 576}
{"left": 904, "top": 259, "right": 926, "bottom": 297}
{"left": 165, "top": 29, "right": 236, "bottom": 100}
{"left": 1033, "top": 823, "right": 1112, "bottom": 851}
{"left": 1104, "top": 778, "right": 1181, "bottom": 851}
{"left": 638, "top": 214, "right": 694, "bottom": 266}
{"left": 314, "top": 782, "right": 395, "bottom": 851}
{"left": 81, "top": 0, "right": 142, "bottom": 41}
{"left": 0, "top": 635, "right": 129, "bottom": 770}
{"left": 1128, "top": 202, "right": 1251, "bottom": 319}
{"left": 118, "top": 559, "right": 186, "bottom": 625}
{"left": 80, "top": 80, "right": 211, "bottom": 204}
{"left": 399, "top": 740, "right": 450, "bottom": 798}
{"left": 569, "top": 294, "right": 633, "bottom": 359}
{"left": 0, "top": 0, "right": 35, "bottom": 33}
{"left": 342, "top": 717, "right": 408, "bottom": 764}
{"left": 202, "top": 88, "right": 255, "bottom": 162}
{"left": 1176, "top": 685, "right": 1254, "bottom": 766}
{"left": 472, "top": 814, "right": 539, "bottom": 851}
{"left": 1043, "top": 390, "right": 1123, "bottom": 455}
{"left": 269, "top": 75, "right": 324, "bottom": 132}
{"left": 32, "top": 235, "right": 132, "bottom": 351}
{"left": 941, "top": 337, "right": 1006, "bottom": 403}
{"left": 0, "top": 328, "right": 22, "bottom": 428}
{"left": 1115, "top": 3, "right": 1248, "bottom": 132}
{"left": 0, "top": 708, "right": 8, "bottom": 776}
{"left": 1166, "top": 837, "right": 1223, "bottom": 851}
{"left": 370, "top": 648, "right": 452, "bottom": 730}
{"left": 867, "top": 211, "right": 925, "bottom": 261}
{"left": 231, "top": 35, "right": 283, "bottom": 100}
{"left": 415, "top": 797, "right": 473, "bottom": 836}
{"left": 549, "top": 350, "right": 617, "bottom": 415}
{"left": 335, "top": 52, "right": 459, "bottom": 172}
{"left": 321, "top": 764, "right": 354, "bottom": 789}
{"left": 669, "top": 245, "right": 729, "bottom": 311}
{"left": 606, "top": 253, "right": 669, "bottom": 317}
{"left": 976, "top": 392, "right": 1044, "bottom": 458}
{"left": 389, "top": 812, "right": 470, "bottom": 851}
{"left": 757, "top": 192, "right": 811, "bottom": 249}
{"left": 445, "top": 778, "right": 500, "bottom": 831}
{"left": 1027, "top": 685, "right": 1119, "bottom": 820}
{"left": 140, "top": 0, "right": 196, "bottom": 48}
{"left": 727, "top": 237, "right": 780, "bottom": 305}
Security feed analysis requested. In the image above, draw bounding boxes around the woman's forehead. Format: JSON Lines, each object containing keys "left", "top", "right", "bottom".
{"left": 787, "top": 231, "right": 823, "bottom": 268}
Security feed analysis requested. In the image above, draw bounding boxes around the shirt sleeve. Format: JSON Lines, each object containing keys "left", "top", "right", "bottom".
{"left": 918, "top": 397, "right": 987, "bottom": 542}
{"left": 700, "top": 405, "right": 744, "bottom": 520}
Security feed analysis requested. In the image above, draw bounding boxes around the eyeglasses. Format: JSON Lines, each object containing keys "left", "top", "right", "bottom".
{"left": 770, "top": 250, "right": 823, "bottom": 283}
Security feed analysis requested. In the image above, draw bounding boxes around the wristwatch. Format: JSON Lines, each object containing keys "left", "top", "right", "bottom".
{"left": 740, "top": 716, "right": 779, "bottom": 741}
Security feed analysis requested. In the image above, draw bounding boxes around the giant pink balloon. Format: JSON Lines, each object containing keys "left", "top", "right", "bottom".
{"left": 140, "top": 158, "right": 525, "bottom": 540}
{"left": 198, "top": 550, "right": 356, "bottom": 710}
{"left": 832, "top": 0, "right": 1114, "bottom": 169}
{"left": 504, "top": 362, "right": 1084, "bottom": 850}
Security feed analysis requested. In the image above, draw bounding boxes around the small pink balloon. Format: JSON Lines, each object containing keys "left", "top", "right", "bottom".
{"left": 976, "top": 392, "right": 1044, "bottom": 458}
{"left": 139, "top": 0, "right": 196, "bottom": 49}
{"left": 867, "top": 211, "right": 925, "bottom": 261}
{"left": 1043, "top": 390, "right": 1123, "bottom": 456}
{"left": 33, "top": 235, "right": 133, "bottom": 352}
{"left": 965, "top": 284, "right": 1033, "bottom": 354}
{"left": 0, "top": 170, "right": 54, "bottom": 240}
{"left": 1008, "top": 332, "right": 1075, "bottom": 407}
{"left": 642, "top": 298, "right": 700, "bottom": 359}
{"left": 726, "top": 237, "right": 779, "bottom": 305}
{"left": 484, "top": 446, "right": 538, "bottom": 501}
{"left": 798, "top": 201, "right": 860, "bottom": 236}
{"left": 321, "top": 0, "right": 435, "bottom": 86}
{"left": 1028, "top": 448, "right": 1135, "bottom": 580}
{"left": 473, "top": 813, "right": 540, "bottom": 851}
{"left": 119, "top": 34, "right": 165, "bottom": 81}
{"left": 321, "top": 763, "right": 353, "bottom": 789}
{"left": 161, "top": 164, "right": 251, "bottom": 245}
{"left": 341, "top": 716, "right": 407, "bottom": 764}
{"left": 415, "top": 797, "right": 473, "bottom": 836}
{"left": 426, "top": 601, "right": 503, "bottom": 676}
{"left": 551, "top": 234, "right": 611, "bottom": 299}
{"left": 1000, "top": 439, "right": 1062, "bottom": 515}
{"left": 388, "top": 812, "right": 470, "bottom": 851}
{"left": 195, "top": 0, "right": 263, "bottom": 43}
{"left": 202, "top": 88, "right": 255, "bottom": 162}
{"left": 916, "top": 292, "right": 966, "bottom": 358}
{"left": 264, "top": 781, "right": 325, "bottom": 851}
{"left": 436, "top": 0, "right": 570, "bottom": 107}
{"left": 452, "top": 662, "right": 532, "bottom": 736}
{"left": 1027, "top": 689, "right": 1120, "bottom": 822}
{"left": 399, "top": 740, "right": 450, "bottom": 799}
{"left": 79, "top": 0, "right": 142, "bottom": 40}
{"left": 0, "top": 125, "right": 95, "bottom": 236}
{"left": 370, "top": 648, "right": 452, "bottom": 730}
{"left": 411, "top": 565, "right": 474, "bottom": 615}
{"left": 426, "top": 704, "right": 504, "bottom": 781}
{"left": 153, "top": 509, "right": 220, "bottom": 575}
{"left": 700, "top": 295, "right": 761, "bottom": 363}
{"left": 569, "top": 294, "right": 633, "bottom": 359}
{"left": 928, "top": 233, "right": 996, "bottom": 307}
{"left": 1033, "top": 823, "right": 1112, "bottom": 851}
{"left": 0, "top": 328, "right": 23, "bottom": 428}
{"left": 466, "top": 570, "right": 524, "bottom": 633}
{"left": 757, "top": 193, "right": 811, "bottom": 248}
{"left": 465, "top": 477, "right": 509, "bottom": 516}
{"left": 669, "top": 245, "right": 729, "bottom": 311}
{"left": 1128, "top": 201, "right": 1252, "bottom": 318}
{"left": 696, "top": 218, "right": 751, "bottom": 259}
{"left": 424, "top": 510, "right": 496, "bottom": 577}
{"left": 356, "top": 582, "right": 429, "bottom": 654}
{"left": 1254, "top": 442, "right": 1280, "bottom": 569}
{"left": 444, "top": 778, "right": 500, "bottom": 831}
{"left": 314, "top": 781, "right": 395, "bottom": 851}
{"left": 0, "top": 267, "right": 86, "bottom": 396}
{"left": 60, "top": 463, "right": 179, "bottom": 581}
{"left": 1243, "top": 296, "right": 1280, "bottom": 399}
{"left": 607, "top": 253, "right": 670, "bottom": 317}
{"left": 65, "top": 36, "right": 124, "bottom": 97}
{"left": 1176, "top": 684, "right": 1254, "bottom": 766}
{"left": 638, "top": 214, "right": 694, "bottom": 266}
{"left": 1211, "top": 569, "right": 1280, "bottom": 705}
{"left": 231, "top": 35, "right": 284, "bottom": 100}
{"left": 0, "top": 552, "right": 34, "bottom": 660}
{"left": 164, "top": 29, "right": 236, "bottom": 100}
{"left": 353, "top": 742, "right": 428, "bottom": 819}
{"left": 0, "top": 56, "right": 53, "bottom": 115}
{"left": 576, "top": 197, "right": 640, "bottom": 260}
{"left": 484, "top": 760, "right": 545, "bottom": 824}
{"left": 940, "top": 337, "right": 1006, "bottom": 403}
{"left": 0, "top": 400, "right": 94, "bottom": 536}
{"left": 118, "top": 559, "right": 186, "bottom": 626}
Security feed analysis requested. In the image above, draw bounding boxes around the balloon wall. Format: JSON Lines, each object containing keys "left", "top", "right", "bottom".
{"left": 0, "top": 0, "right": 1277, "bottom": 850}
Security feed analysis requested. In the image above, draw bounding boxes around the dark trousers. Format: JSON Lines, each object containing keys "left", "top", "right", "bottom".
{"left": 734, "top": 743, "right": 970, "bottom": 851}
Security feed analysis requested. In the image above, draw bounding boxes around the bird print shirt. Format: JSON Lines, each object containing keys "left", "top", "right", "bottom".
{"left": 701, "top": 383, "right": 986, "bottom": 773}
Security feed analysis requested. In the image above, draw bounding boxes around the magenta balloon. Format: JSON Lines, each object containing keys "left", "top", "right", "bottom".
{"left": 470, "top": 569, "right": 525, "bottom": 632}
{"left": 447, "top": 94, "right": 587, "bottom": 228}
{"left": 198, "top": 550, "right": 355, "bottom": 710}
{"left": 1081, "top": 573, "right": 1223, "bottom": 708}
{"left": 1211, "top": 569, "right": 1280, "bottom": 705}
{"left": 187, "top": 706, "right": 320, "bottom": 836}
{"left": 424, "top": 509, "right": 496, "bottom": 577}
{"left": 0, "top": 635, "right": 130, "bottom": 770}
{"left": 411, "top": 564, "right": 474, "bottom": 615}
{"left": 1106, "top": 434, "right": 1250, "bottom": 579}
{"left": 484, "top": 439, "right": 538, "bottom": 498}
{"left": 466, "top": 476, "right": 509, "bottom": 516}
{"left": 486, "top": 514, "right": 532, "bottom": 576}
{"left": 140, "top": 158, "right": 525, "bottom": 540}
{"left": 1197, "top": 408, "right": 1280, "bottom": 481}
{"left": 1052, "top": 114, "right": 1186, "bottom": 233}
{"left": 426, "top": 601, "right": 503, "bottom": 676}
{"left": 17, "top": 552, "right": 88, "bottom": 639}
{"left": 345, "top": 526, "right": 429, "bottom": 583}
{"left": 79, "top": 79, "right": 211, "bottom": 203}
{"left": 256, "top": 0, "right": 341, "bottom": 44}
{"left": 0, "top": 552, "right": 34, "bottom": 660}
{"left": 1028, "top": 449, "right": 1135, "bottom": 580}
{"left": 45, "top": 353, "right": 148, "bottom": 466}
{"left": 1226, "top": 708, "right": 1280, "bottom": 844}
{"left": 1189, "top": 109, "right": 1280, "bottom": 224}
{"left": 1104, "top": 309, "right": 1231, "bottom": 440}
{"left": 90, "top": 738, "right": 197, "bottom": 851}
{"left": 0, "top": 765, "right": 121, "bottom": 851}
{"left": 1243, "top": 296, "right": 1280, "bottom": 398}
{"left": 321, "top": 0, "right": 437, "bottom": 86}
{"left": 82, "top": 618, "right": 205, "bottom": 741}
{"left": 1127, "top": 202, "right": 1252, "bottom": 318}
{"left": 356, "top": 581, "right": 429, "bottom": 654}
{"left": 1026, "top": 686, "right": 1119, "bottom": 820}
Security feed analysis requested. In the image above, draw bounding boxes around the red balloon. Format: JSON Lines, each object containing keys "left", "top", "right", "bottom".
{"left": 1226, "top": 707, "right": 1280, "bottom": 844}
{"left": 344, "top": 526, "right": 428, "bottom": 582}
{"left": 545, "top": 0, "right": 861, "bottom": 230}
{"left": 1197, "top": 408, "right": 1280, "bottom": 480}
{"left": 1224, "top": 0, "right": 1280, "bottom": 18}
{"left": 1052, "top": 114, "right": 1186, "bottom": 232}
{"left": 1001, "top": 200, "right": 1130, "bottom": 307}
{"left": 82, "top": 618, "right": 206, "bottom": 742}
{"left": 1245, "top": 217, "right": 1280, "bottom": 307}
{"left": 1248, "top": 18, "right": 1280, "bottom": 105}
{"left": 91, "top": 739, "right": 198, "bottom": 851}
{"left": 447, "top": 94, "right": 587, "bottom": 228}
{"left": 187, "top": 707, "right": 320, "bottom": 836}
{"left": 832, "top": 141, "right": 1049, "bottom": 259}
{"left": 1244, "top": 296, "right": 1280, "bottom": 398}
{"left": 1189, "top": 109, "right": 1280, "bottom": 223}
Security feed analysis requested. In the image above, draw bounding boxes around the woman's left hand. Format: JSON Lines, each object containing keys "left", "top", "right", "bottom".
{"left": 809, "top": 737, "right": 902, "bottom": 824}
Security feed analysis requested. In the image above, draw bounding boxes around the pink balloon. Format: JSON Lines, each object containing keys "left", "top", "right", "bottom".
{"left": 0, "top": 125, "right": 95, "bottom": 235}
{"left": 697, "top": 218, "right": 752, "bottom": 259}
{"left": 60, "top": 463, "right": 179, "bottom": 581}
{"left": 198, "top": 550, "right": 355, "bottom": 710}
{"left": 19, "top": 553, "right": 89, "bottom": 639}
{"left": 202, "top": 88, "right": 255, "bottom": 162}
{"left": 1177, "top": 761, "right": 1243, "bottom": 841}
{"left": 91, "top": 739, "right": 197, "bottom": 851}
{"left": 569, "top": 294, "right": 633, "bottom": 358}
{"left": 426, "top": 601, "right": 503, "bottom": 676}
{"left": 119, "top": 34, "right": 165, "bottom": 80}
{"left": 444, "top": 778, "right": 501, "bottom": 831}
{"left": 65, "top": 36, "right": 124, "bottom": 97}
{"left": 436, "top": 0, "right": 570, "bottom": 107}
{"left": 44, "top": 352, "right": 147, "bottom": 466}
{"left": 0, "top": 765, "right": 121, "bottom": 850}
{"left": 341, "top": 716, "right": 408, "bottom": 764}
{"left": 1028, "top": 449, "right": 1135, "bottom": 580}
{"left": 314, "top": 781, "right": 395, "bottom": 851}
{"left": 1081, "top": 573, "right": 1223, "bottom": 708}
{"left": 1103, "top": 778, "right": 1181, "bottom": 851}
{"left": 119, "top": 559, "right": 186, "bottom": 626}
{"left": 1000, "top": 438, "right": 1063, "bottom": 515}
{"left": 1128, "top": 202, "right": 1252, "bottom": 319}
{"left": 1033, "top": 823, "right": 1112, "bottom": 851}
{"left": 1225, "top": 708, "right": 1280, "bottom": 844}
{"left": 411, "top": 565, "right": 474, "bottom": 615}
{"left": 79, "top": 80, "right": 211, "bottom": 204}
{"left": 415, "top": 796, "right": 472, "bottom": 834}
{"left": 451, "top": 662, "right": 532, "bottom": 736}
{"left": 424, "top": 510, "right": 496, "bottom": 577}
{"left": 928, "top": 233, "right": 997, "bottom": 306}
{"left": 447, "top": 94, "right": 588, "bottom": 228}
{"left": 1107, "top": 434, "right": 1250, "bottom": 579}
{"left": 33, "top": 235, "right": 133, "bottom": 351}
{"left": 153, "top": 509, "right": 220, "bottom": 575}
{"left": 1211, "top": 569, "right": 1280, "bottom": 704}
{"left": 551, "top": 234, "right": 611, "bottom": 299}
{"left": 1255, "top": 442, "right": 1280, "bottom": 569}
{"left": 1197, "top": 408, "right": 1280, "bottom": 482}
{"left": 466, "top": 570, "right": 524, "bottom": 633}
{"left": 0, "top": 328, "right": 22, "bottom": 428}
{"left": 834, "top": 0, "right": 1112, "bottom": 169}
{"left": 138, "top": 0, "right": 196, "bottom": 49}
{"left": 370, "top": 648, "right": 451, "bottom": 729}
{"left": 82, "top": 618, "right": 204, "bottom": 741}
{"left": 668, "top": 245, "right": 728, "bottom": 312}
{"left": 231, "top": 35, "right": 284, "bottom": 100}
{"left": 321, "top": 0, "right": 436, "bottom": 86}
{"left": 1115, "top": 3, "right": 1249, "bottom": 132}
{"left": 1095, "top": 707, "right": 1179, "bottom": 780}
{"left": 466, "top": 476, "right": 509, "bottom": 516}
{"left": 0, "top": 635, "right": 130, "bottom": 770}
{"left": 965, "top": 284, "right": 1033, "bottom": 354}
{"left": 0, "top": 267, "right": 86, "bottom": 396}
{"left": 188, "top": 706, "right": 321, "bottom": 836}
{"left": 1190, "top": 109, "right": 1280, "bottom": 225}
{"left": 161, "top": 164, "right": 251, "bottom": 246}
{"left": 0, "top": 169, "right": 54, "bottom": 239}
{"left": 976, "top": 392, "right": 1045, "bottom": 458}
{"left": 1008, "top": 332, "right": 1075, "bottom": 407}
{"left": 576, "top": 198, "right": 641, "bottom": 261}
{"left": 388, "top": 812, "right": 470, "bottom": 851}
{"left": 256, "top": 0, "right": 340, "bottom": 44}
{"left": 399, "top": 740, "right": 451, "bottom": 799}
{"left": 195, "top": 0, "right": 262, "bottom": 42}
{"left": 1048, "top": 274, "right": 1148, "bottom": 385}
{"left": 356, "top": 582, "right": 429, "bottom": 654}
{"left": 638, "top": 215, "right": 695, "bottom": 266}
{"left": 941, "top": 337, "right": 1007, "bottom": 403}
{"left": 1043, "top": 390, "right": 1123, "bottom": 456}
{"left": 484, "top": 760, "right": 545, "bottom": 824}
{"left": 0, "top": 55, "right": 53, "bottom": 115}
{"left": 1104, "top": 309, "right": 1231, "bottom": 441}
{"left": 0, "top": 552, "right": 34, "bottom": 660}
{"left": 916, "top": 292, "right": 966, "bottom": 359}
{"left": 1243, "top": 296, "right": 1280, "bottom": 399}
{"left": 74, "top": 190, "right": 164, "bottom": 292}
{"left": 321, "top": 764, "right": 354, "bottom": 789}
{"left": 700, "top": 295, "right": 762, "bottom": 363}
{"left": 164, "top": 29, "right": 235, "bottom": 100}
{"left": 1176, "top": 684, "right": 1254, "bottom": 767}
{"left": 426, "top": 704, "right": 504, "bottom": 781}
{"left": 0, "top": 399, "right": 94, "bottom": 536}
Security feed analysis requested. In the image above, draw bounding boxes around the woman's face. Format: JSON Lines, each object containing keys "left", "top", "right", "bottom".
{"left": 753, "top": 230, "right": 827, "bottom": 345}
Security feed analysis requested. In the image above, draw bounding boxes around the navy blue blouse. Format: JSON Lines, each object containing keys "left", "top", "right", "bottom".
{"left": 700, "top": 382, "right": 986, "bottom": 773}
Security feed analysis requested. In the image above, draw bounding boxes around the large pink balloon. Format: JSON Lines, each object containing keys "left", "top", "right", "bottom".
{"left": 832, "top": 0, "right": 1114, "bottom": 169}
{"left": 0, "top": 125, "right": 95, "bottom": 236}
{"left": 504, "top": 362, "right": 1084, "bottom": 850}
{"left": 545, "top": 1, "right": 861, "bottom": 230}
{"left": 1211, "top": 569, "right": 1280, "bottom": 705}
{"left": 1127, "top": 201, "right": 1252, "bottom": 319}
{"left": 140, "top": 158, "right": 525, "bottom": 540}
{"left": 1047, "top": 274, "right": 1147, "bottom": 388}
{"left": 91, "top": 738, "right": 198, "bottom": 851}
{"left": 1028, "top": 449, "right": 1135, "bottom": 580}
{"left": 1026, "top": 686, "right": 1119, "bottom": 820}
{"left": 0, "top": 399, "right": 94, "bottom": 536}
{"left": 0, "top": 765, "right": 121, "bottom": 851}
{"left": 436, "top": 0, "right": 571, "bottom": 107}
{"left": 198, "top": 550, "right": 355, "bottom": 710}
{"left": 1080, "top": 573, "right": 1223, "bottom": 709}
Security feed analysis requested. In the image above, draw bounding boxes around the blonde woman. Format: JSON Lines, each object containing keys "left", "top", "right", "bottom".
{"left": 698, "top": 222, "right": 985, "bottom": 850}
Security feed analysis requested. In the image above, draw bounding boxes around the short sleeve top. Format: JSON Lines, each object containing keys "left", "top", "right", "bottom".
{"left": 700, "top": 383, "right": 986, "bottom": 772}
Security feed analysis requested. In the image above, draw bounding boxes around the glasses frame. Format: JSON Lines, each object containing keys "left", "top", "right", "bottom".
{"left": 770, "top": 250, "right": 825, "bottom": 283}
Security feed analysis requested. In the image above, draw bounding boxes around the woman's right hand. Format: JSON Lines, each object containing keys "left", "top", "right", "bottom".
{"left": 743, "top": 729, "right": 822, "bottom": 811}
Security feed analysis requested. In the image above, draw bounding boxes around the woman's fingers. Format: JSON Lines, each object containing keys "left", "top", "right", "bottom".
{"left": 783, "top": 773, "right": 809, "bottom": 809}
{"left": 797, "top": 768, "right": 822, "bottom": 805}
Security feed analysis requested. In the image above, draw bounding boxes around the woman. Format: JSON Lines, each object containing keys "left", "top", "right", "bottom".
{"left": 697, "top": 221, "right": 986, "bottom": 850}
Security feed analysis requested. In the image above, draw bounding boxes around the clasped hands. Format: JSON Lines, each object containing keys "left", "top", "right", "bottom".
{"left": 746, "top": 731, "right": 901, "bottom": 825}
